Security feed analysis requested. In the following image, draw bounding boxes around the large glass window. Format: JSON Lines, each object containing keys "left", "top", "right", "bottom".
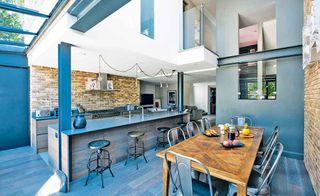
{"left": 238, "top": 60, "right": 277, "bottom": 100}
{"left": 140, "top": 0, "right": 154, "bottom": 39}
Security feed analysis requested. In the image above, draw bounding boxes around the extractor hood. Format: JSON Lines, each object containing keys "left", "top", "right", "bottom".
{"left": 85, "top": 73, "right": 114, "bottom": 91}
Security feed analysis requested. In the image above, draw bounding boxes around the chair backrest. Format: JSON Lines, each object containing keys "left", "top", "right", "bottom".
{"left": 167, "top": 127, "right": 186, "bottom": 146}
{"left": 264, "top": 126, "right": 279, "bottom": 148}
{"left": 259, "top": 129, "right": 279, "bottom": 168}
{"left": 231, "top": 116, "right": 252, "bottom": 126}
{"left": 257, "top": 142, "right": 283, "bottom": 194}
{"left": 186, "top": 121, "right": 203, "bottom": 137}
{"left": 202, "top": 117, "right": 211, "bottom": 131}
{"left": 164, "top": 150, "right": 214, "bottom": 196}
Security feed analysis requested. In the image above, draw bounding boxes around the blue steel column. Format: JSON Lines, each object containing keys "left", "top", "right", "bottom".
{"left": 58, "top": 42, "right": 72, "bottom": 172}
{"left": 178, "top": 72, "right": 184, "bottom": 113}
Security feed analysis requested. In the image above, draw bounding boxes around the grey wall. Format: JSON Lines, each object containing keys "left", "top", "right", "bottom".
{"left": 276, "top": 0, "right": 303, "bottom": 48}
{"left": 216, "top": 0, "right": 304, "bottom": 159}
{"left": 0, "top": 53, "right": 29, "bottom": 150}
{"left": 216, "top": 57, "right": 304, "bottom": 159}
{"left": 157, "top": 83, "right": 178, "bottom": 109}
{"left": 140, "top": 81, "right": 156, "bottom": 95}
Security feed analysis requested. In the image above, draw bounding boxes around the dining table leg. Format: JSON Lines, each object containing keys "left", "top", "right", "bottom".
{"left": 237, "top": 183, "right": 247, "bottom": 196}
{"left": 162, "top": 159, "right": 171, "bottom": 196}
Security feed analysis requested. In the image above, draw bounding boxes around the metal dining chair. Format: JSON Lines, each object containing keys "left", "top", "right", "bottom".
{"left": 186, "top": 121, "right": 203, "bottom": 138}
{"left": 164, "top": 150, "right": 216, "bottom": 196}
{"left": 258, "top": 126, "right": 279, "bottom": 155}
{"left": 231, "top": 116, "right": 253, "bottom": 126}
{"left": 202, "top": 117, "right": 212, "bottom": 131}
{"left": 229, "top": 143, "right": 284, "bottom": 196}
{"left": 167, "top": 127, "right": 186, "bottom": 147}
{"left": 254, "top": 129, "right": 279, "bottom": 171}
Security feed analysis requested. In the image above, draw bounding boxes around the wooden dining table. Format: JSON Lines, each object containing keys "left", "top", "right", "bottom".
{"left": 156, "top": 126, "right": 264, "bottom": 196}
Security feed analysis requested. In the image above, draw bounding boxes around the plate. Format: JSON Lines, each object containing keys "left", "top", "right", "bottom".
{"left": 220, "top": 141, "right": 244, "bottom": 148}
{"left": 239, "top": 133, "right": 255, "bottom": 138}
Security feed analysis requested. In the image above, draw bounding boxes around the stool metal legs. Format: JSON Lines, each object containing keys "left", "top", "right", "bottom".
{"left": 155, "top": 131, "right": 168, "bottom": 151}
{"left": 125, "top": 137, "right": 148, "bottom": 170}
{"left": 85, "top": 148, "right": 114, "bottom": 188}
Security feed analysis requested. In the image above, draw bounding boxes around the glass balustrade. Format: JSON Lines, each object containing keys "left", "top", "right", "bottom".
{"left": 183, "top": 4, "right": 216, "bottom": 53}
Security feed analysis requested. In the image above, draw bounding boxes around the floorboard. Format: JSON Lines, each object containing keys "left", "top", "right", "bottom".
{"left": 0, "top": 146, "right": 315, "bottom": 196}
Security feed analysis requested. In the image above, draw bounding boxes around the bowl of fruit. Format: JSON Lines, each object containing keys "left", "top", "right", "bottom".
{"left": 221, "top": 139, "right": 244, "bottom": 148}
{"left": 204, "top": 129, "right": 220, "bottom": 137}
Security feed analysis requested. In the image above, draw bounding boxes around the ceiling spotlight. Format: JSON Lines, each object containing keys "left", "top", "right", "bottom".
{"left": 166, "top": 83, "right": 169, "bottom": 88}
{"left": 160, "top": 83, "right": 163, "bottom": 88}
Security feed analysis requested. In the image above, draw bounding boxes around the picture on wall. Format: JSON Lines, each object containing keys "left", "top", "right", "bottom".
{"left": 107, "top": 80, "right": 114, "bottom": 90}
{"left": 167, "top": 90, "right": 176, "bottom": 105}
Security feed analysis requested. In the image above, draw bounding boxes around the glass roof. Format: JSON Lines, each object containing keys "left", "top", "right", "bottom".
{"left": 0, "top": 0, "right": 62, "bottom": 53}
{"left": 0, "top": 0, "right": 59, "bottom": 15}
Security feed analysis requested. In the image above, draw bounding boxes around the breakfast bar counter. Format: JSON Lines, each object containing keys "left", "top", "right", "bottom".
{"left": 48, "top": 111, "right": 189, "bottom": 181}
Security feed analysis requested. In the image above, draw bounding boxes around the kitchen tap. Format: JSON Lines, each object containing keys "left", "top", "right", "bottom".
{"left": 137, "top": 106, "right": 144, "bottom": 117}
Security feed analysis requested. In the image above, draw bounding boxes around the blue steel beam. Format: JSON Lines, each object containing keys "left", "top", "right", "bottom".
{"left": 178, "top": 72, "right": 184, "bottom": 113}
{"left": 0, "top": 26, "right": 37, "bottom": 35}
{"left": 218, "top": 45, "right": 302, "bottom": 66}
{"left": 0, "top": 40, "right": 29, "bottom": 47}
{"left": 0, "top": 2, "right": 49, "bottom": 18}
{"left": 69, "top": 0, "right": 131, "bottom": 32}
{"left": 58, "top": 42, "right": 72, "bottom": 177}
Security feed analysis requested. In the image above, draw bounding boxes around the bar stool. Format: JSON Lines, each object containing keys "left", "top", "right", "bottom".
{"left": 155, "top": 127, "right": 170, "bottom": 151}
{"left": 85, "top": 139, "right": 114, "bottom": 188}
{"left": 125, "top": 131, "right": 148, "bottom": 170}
{"left": 178, "top": 121, "right": 189, "bottom": 138}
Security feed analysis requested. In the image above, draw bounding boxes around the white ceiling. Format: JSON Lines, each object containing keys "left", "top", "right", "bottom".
{"left": 239, "top": 2, "right": 276, "bottom": 28}
{"left": 239, "top": 25, "right": 258, "bottom": 48}
{"left": 28, "top": 0, "right": 217, "bottom": 84}
{"left": 140, "top": 68, "right": 216, "bottom": 84}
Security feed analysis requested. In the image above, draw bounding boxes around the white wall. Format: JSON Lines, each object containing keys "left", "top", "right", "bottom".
{"left": 216, "top": 0, "right": 302, "bottom": 57}
{"left": 193, "top": 82, "right": 216, "bottom": 113}
{"left": 263, "top": 19, "right": 277, "bottom": 50}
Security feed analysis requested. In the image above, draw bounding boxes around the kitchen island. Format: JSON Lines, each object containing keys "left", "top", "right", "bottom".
{"left": 48, "top": 111, "right": 189, "bottom": 181}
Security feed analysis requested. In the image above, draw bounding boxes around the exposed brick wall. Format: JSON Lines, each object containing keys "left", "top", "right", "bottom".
{"left": 304, "top": 0, "right": 320, "bottom": 195}
{"left": 30, "top": 65, "right": 140, "bottom": 111}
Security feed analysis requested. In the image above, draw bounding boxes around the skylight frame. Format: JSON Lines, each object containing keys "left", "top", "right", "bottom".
{"left": 0, "top": 0, "right": 66, "bottom": 53}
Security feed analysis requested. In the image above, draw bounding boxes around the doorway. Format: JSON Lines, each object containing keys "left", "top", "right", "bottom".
{"left": 209, "top": 88, "right": 216, "bottom": 115}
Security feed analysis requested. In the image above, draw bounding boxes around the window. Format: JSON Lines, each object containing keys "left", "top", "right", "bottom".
{"left": 140, "top": 0, "right": 154, "bottom": 39}
{"left": 238, "top": 60, "right": 277, "bottom": 100}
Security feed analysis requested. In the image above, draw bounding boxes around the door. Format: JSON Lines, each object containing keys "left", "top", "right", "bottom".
{"left": 210, "top": 88, "right": 216, "bottom": 115}
{"left": 0, "top": 65, "right": 29, "bottom": 150}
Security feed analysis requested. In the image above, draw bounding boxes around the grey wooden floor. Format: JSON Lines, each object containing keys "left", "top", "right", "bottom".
{"left": 0, "top": 146, "right": 315, "bottom": 196}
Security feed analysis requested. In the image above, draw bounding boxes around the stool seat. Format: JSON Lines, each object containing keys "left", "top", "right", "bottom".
{"left": 88, "top": 140, "right": 110, "bottom": 150}
{"left": 125, "top": 131, "right": 148, "bottom": 169}
{"left": 157, "top": 127, "right": 171, "bottom": 132}
{"left": 128, "top": 131, "right": 145, "bottom": 138}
